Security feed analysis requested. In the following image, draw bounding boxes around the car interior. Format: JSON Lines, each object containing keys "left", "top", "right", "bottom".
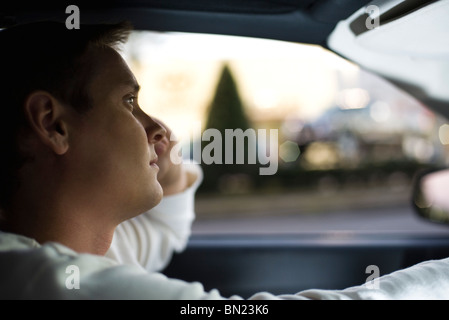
{"left": 2, "top": 0, "right": 449, "bottom": 298}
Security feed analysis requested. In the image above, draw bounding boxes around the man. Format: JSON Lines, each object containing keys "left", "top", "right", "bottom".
{"left": 1, "top": 21, "right": 449, "bottom": 300}
{"left": 0, "top": 21, "right": 209, "bottom": 298}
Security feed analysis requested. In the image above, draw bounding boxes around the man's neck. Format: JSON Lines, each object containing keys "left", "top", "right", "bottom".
{"left": 48, "top": 217, "right": 115, "bottom": 255}
{"left": 2, "top": 208, "right": 116, "bottom": 256}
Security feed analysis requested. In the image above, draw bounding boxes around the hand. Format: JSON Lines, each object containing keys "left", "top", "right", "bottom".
{"left": 153, "top": 119, "right": 188, "bottom": 196}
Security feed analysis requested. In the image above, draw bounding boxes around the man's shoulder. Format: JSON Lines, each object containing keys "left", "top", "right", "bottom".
{"left": 0, "top": 231, "right": 120, "bottom": 299}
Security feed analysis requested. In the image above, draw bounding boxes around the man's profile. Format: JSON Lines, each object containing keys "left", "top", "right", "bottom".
{"left": 0, "top": 21, "right": 448, "bottom": 300}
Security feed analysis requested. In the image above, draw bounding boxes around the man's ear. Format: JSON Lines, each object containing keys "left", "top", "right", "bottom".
{"left": 23, "top": 91, "right": 70, "bottom": 155}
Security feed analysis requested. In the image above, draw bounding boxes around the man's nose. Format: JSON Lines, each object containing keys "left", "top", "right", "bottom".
{"left": 135, "top": 107, "right": 167, "bottom": 144}
{"left": 146, "top": 117, "right": 167, "bottom": 144}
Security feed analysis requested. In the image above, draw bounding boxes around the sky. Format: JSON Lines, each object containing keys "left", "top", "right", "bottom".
{"left": 120, "top": 30, "right": 444, "bottom": 162}
{"left": 121, "top": 31, "right": 362, "bottom": 141}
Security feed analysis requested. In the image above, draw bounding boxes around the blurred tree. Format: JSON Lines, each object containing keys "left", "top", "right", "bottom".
{"left": 199, "top": 63, "right": 256, "bottom": 193}
{"left": 204, "top": 64, "right": 251, "bottom": 133}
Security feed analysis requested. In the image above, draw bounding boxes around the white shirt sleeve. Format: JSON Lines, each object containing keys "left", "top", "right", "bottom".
{"left": 2, "top": 230, "right": 449, "bottom": 299}
{"left": 17, "top": 248, "right": 449, "bottom": 299}
{"left": 105, "top": 162, "right": 203, "bottom": 272}
{"left": 288, "top": 257, "right": 449, "bottom": 300}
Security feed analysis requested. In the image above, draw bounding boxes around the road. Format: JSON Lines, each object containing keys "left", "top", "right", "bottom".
{"left": 192, "top": 205, "right": 449, "bottom": 234}
{"left": 192, "top": 187, "right": 449, "bottom": 235}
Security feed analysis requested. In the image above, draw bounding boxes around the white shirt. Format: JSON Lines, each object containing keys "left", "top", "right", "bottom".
{"left": 1, "top": 163, "right": 449, "bottom": 299}
{"left": 105, "top": 163, "right": 202, "bottom": 272}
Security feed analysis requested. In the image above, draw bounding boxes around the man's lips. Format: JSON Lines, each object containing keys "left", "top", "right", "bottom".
{"left": 150, "top": 156, "right": 159, "bottom": 169}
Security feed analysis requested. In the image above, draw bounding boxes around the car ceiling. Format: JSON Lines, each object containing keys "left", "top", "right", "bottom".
{"left": 1, "top": 0, "right": 448, "bottom": 117}
{"left": 329, "top": 0, "right": 449, "bottom": 118}
{"left": 0, "top": 0, "right": 370, "bottom": 45}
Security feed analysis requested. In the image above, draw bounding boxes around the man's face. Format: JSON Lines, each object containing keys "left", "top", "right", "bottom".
{"left": 67, "top": 47, "right": 164, "bottom": 222}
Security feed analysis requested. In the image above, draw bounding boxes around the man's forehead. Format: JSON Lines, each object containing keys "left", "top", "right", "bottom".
{"left": 90, "top": 47, "right": 139, "bottom": 91}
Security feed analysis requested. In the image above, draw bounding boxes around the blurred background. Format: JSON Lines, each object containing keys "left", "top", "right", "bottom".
{"left": 121, "top": 31, "right": 449, "bottom": 234}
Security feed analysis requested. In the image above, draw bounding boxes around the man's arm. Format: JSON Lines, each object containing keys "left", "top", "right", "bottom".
{"left": 106, "top": 163, "right": 201, "bottom": 271}
{"left": 106, "top": 120, "right": 202, "bottom": 271}
{"left": 153, "top": 119, "right": 190, "bottom": 196}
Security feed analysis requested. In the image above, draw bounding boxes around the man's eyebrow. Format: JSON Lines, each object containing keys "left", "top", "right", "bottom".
{"left": 123, "top": 80, "right": 140, "bottom": 93}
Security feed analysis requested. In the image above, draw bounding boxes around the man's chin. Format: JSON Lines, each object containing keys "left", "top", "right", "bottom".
{"left": 122, "top": 183, "right": 164, "bottom": 221}
{"left": 145, "top": 182, "right": 164, "bottom": 210}
{"left": 153, "top": 183, "right": 164, "bottom": 206}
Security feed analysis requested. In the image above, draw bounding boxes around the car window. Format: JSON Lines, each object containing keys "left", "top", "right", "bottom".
{"left": 122, "top": 31, "right": 449, "bottom": 235}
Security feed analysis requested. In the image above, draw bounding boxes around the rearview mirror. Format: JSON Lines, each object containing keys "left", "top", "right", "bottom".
{"left": 413, "top": 168, "right": 449, "bottom": 225}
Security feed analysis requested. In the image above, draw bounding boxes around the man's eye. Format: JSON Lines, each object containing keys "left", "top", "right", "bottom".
{"left": 125, "top": 96, "right": 136, "bottom": 107}
{"left": 126, "top": 97, "right": 136, "bottom": 105}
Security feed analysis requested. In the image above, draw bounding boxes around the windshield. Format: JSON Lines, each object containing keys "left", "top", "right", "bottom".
{"left": 122, "top": 31, "right": 449, "bottom": 235}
